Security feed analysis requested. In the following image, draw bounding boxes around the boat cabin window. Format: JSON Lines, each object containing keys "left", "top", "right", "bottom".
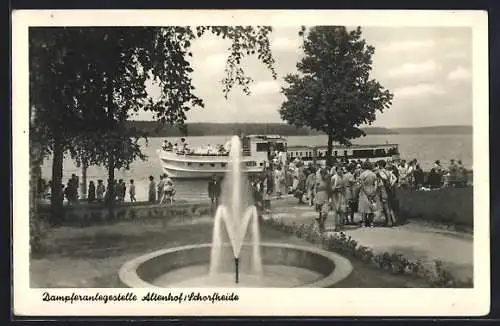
{"left": 353, "top": 149, "right": 375, "bottom": 159}
{"left": 388, "top": 147, "right": 399, "bottom": 156}
{"left": 256, "top": 142, "right": 269, "bottom": 152}
{"left": 274, "top": 142, "right": 286, "bottom": 152}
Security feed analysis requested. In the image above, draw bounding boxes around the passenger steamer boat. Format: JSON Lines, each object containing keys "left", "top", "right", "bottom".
{"left": 156, "top": 135, "right": 400, "bottom": 179}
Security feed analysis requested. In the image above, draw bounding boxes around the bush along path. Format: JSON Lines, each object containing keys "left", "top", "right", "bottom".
{"left": 261, "top": 198, "right": 473, "bottom": 288}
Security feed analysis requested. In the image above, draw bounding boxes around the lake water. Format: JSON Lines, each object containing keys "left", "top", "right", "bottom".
{"left": 40, "top": 134, "right": 473, "bottom": 202}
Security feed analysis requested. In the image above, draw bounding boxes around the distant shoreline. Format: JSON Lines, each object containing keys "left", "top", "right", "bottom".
{"left": 126, "top": 121, "right": 472, "bottom": 137}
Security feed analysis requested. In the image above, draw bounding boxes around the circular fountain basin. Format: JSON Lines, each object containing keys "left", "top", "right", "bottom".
{"left": 119, "top": 243, "right": 353, "bottom": 288}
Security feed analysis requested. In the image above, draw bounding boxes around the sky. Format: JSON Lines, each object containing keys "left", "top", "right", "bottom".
{"left": 137, "top": 26, "right": 472, "bottom": 128}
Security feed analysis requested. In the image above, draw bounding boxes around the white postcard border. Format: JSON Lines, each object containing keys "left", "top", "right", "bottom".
{"left": 12, "top": 9, "right": 490, "bottom": 316}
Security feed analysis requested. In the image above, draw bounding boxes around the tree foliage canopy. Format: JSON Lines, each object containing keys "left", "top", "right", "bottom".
{"left": 29, "top": 26, "right": 277, "bottom": 167}
{"left": 279, "top": 26, "right": 393, "bottom": 148}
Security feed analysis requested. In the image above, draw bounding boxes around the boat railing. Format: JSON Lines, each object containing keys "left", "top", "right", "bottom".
{"left": 162, "top": 148, "right": 255, "bottom": 157}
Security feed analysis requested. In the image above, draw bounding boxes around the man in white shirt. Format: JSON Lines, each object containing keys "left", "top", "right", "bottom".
{"left": 162, "top": 173, "right": 175, "bottom": 204}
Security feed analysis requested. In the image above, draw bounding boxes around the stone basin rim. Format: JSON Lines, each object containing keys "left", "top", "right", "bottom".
{"left": 119, "top": 242, "right": 353, "bottom": 288}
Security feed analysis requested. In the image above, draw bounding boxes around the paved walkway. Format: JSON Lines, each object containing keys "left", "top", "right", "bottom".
{"left": 264, "top": 197, "right": 473, "bottom": 281}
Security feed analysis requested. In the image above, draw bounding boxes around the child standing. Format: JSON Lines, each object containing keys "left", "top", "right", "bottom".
{"left": 129, "top": 179, "right": 136, "bottom": 202}
{"left": 96, "top": 179, "right": 105, "bottom": 203}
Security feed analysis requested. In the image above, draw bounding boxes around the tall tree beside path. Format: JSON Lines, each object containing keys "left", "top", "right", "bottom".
{"left": 29, "top": 26, "right": 276, "bottom": 226}
{"left": 280, "top": 26, "right": 393, "bottom": 166}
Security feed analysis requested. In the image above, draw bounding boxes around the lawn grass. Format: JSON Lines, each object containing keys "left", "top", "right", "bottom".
{"left": 30, "top": 214, "right": 428, "bottom": 288}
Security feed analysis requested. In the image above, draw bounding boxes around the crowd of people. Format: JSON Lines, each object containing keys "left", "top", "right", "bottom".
{"left": 162, "top": 138, "right": 231, "bottom": 156}
{"left": 37, "top": 153, "right": 467, "bottom": 219}
{"left": 38, "top": 172, "right": 177, "bottom": 206}
{"left": 242, "top": 156, "right": 469, "bottom": 232}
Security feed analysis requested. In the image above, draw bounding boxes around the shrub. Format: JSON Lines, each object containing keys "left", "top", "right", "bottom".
{"left": 397, "top": 187, "right": 473, "bottom": 228}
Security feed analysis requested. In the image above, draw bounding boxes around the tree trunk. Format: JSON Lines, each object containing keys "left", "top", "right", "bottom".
{"left": 106, "top": 158, "right": 115, "bottom": 204}
{"left": 326, "top": 133, "right": 334, "bottom": 168}
{"left": 50, "top": 139, "right": 64, "bottom": 225}
{"left": 105, "top": 79, "right": 116, "bottom": 211}
{"left": 81, "top": 161, "right": 88, "bottom": 200}
{"left": 29, "top": 145, "right": 42, "bottom": 253}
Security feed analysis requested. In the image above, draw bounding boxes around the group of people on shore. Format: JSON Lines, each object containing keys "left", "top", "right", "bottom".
{"left": 86, "top": 179, "right": 136, "bottom": 203}
{"left": 241, "top": 156, "right": 468, "bottom": 232}
{"left": 147, "top": 173, "right": 176, "bottom": 204}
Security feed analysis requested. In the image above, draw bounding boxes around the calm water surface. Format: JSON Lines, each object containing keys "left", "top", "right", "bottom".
{"left": 40, "top": 134, "right": 473, "bottom": 202}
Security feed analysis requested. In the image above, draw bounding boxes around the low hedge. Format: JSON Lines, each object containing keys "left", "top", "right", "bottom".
{"left": 36, "top": 202, "right": 212, "bottom": 228}
{"left": 397, "top": 187, "right": 473, "bottom": 228}
{"left": 263, "top": 217, "right": 473, "bottom": 288}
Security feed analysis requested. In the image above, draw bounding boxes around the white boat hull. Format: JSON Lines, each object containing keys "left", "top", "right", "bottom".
{"left": 156, "top": 149, "right": 264, "bottom": 179}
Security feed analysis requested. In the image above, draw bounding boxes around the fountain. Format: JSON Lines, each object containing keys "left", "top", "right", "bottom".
{"left": 119, "top": 136, "right": 353, "bottom": 288}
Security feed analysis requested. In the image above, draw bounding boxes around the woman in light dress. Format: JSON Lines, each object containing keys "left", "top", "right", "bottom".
{"left": 314, "top": 168, "right": 331, "bottom": 232}
{"left": 343, "top": 165, "right": 357, "bottom": 225}
{"left": 330, "top": 166, "right": 347, "bottom": 229}
{"left": 358, "top": 161, "right": 380, "bottom": 227}
{"left": 273, "top": 165, "right": 286, "bottom": 199}
{"left": 375, "top": 160, "right": 398, "bottom": 227}
{"left": 305, "top": 166, "right": 317, "bottom": 206}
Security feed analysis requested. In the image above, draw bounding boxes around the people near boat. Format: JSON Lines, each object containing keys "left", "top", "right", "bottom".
{"left": 278, "top": 150, "right": 287, "bottom": 166}
{"left": 305, "top": 166, "right": 317, "bottom": 207}
{"left": 208, "top": 173, "right": 221, "bottom": 213}
{"left": 173, "top": 143, "right": 178, "bottom": 152}
{"left": 406, "top": 160, "right": 416, "bottom": 189}
{"left": 117, "top": 179, "right": 126, "bottom": 202}
{"left": 163, "top": 140, "right": 173, "bottom": 151}
{"left": 148, "top": 176, "right": 156, "bottom": 203}
{"left": 157, "top": 174, "right": 165, "bottom": 204}
{"left": 376, "top": 160, "right": 398, "bottom": 227}
{"left": 162, "top": 173, "right": 175, "bottom": 204}
{"left": 358, "top": 161, "right": 379, "bottom": 228}
{"left": 331, "top": 166, "right": 348, "bottom": 228}
{"left": 64, "top": 174, "right": 79, "bottom": 204}
{"left": 294, "top": 165, "right": 307, "bottom": 204}
{"left": 250, "top": 176, "right": 264, "bottom": 219}
{"left": 344, "top": 164, "right": 357, "bottom": 225}
{"left": 179, "top": 137, "right": 188, "bottom": 151}
{"left": 262, "top": 171, "right": 273, "bottom": 213}
{"left": 387, "top": 160, "right": 400, "bottom": 185}
{"left": 427, "top": 160, "right": 443, "bottom": 189}
{"left": 398, "top": 160, "right": 409, "bottom": 189}
{"left": 87, "top": 180, "right": 96, "bottom": 202}
{"left": 129, "top": 179, "right": 136, "bottom": 202}
{"left": 42, "top": 180, "right": 52, "bottom": 200}
{"left": 64, "top": 180, "right": 75, "bottom": 205}
{"left": 273, "top": 165, "right": 286, "bottom": 200}
{"left": 457, "top": 160, "right": 468, "bottom": 187}
{"left": 223, "top": 140, "right": 231, "bottom": 153}
{"left": 413, "top": 164, "right": 425, "bottom": 189}
{"left": 96, "top": 179, "right": 105, "bottom": 203}
{"left": 354, "top": 163, "right": 362, "bottom": 179}
{"left": 314, "top": 168, "right": 331, "bottom": 232}
{"left": 448, "top": 159, "right": 458, "bottom": 176}
{"left": 291, "top": 163, "right": 300, "bottom": 192}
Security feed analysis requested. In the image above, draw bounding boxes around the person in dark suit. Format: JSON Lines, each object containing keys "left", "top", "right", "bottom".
{"left": 208, "top": 174, "right": 222, "bottom": 214}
